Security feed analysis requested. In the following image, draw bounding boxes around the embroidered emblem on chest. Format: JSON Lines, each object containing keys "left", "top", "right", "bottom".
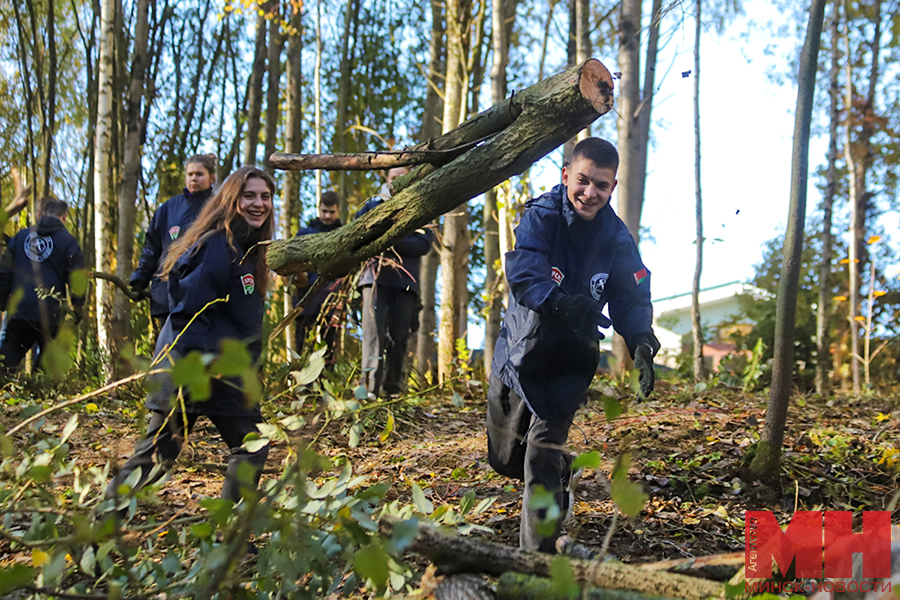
{"left": 241, "top": 273, "right": 255, "bottom": 295}
{"left": 590, "top": 272, "right": 609, "bottom": 301}
{"left": 551, "top": 267, "right": 564, "bottom": 286}
{"left": 169, "top": 226, "right": 181, "bottom": 240}
{"left": 24, "top": 233, "right": 53, "bottom": 262}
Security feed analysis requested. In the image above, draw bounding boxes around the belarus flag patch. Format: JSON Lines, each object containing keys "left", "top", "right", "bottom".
{"left": 241, "top": 273, "right": 255, "bottom": 295}
{"left": 634, "top": 268, "right": 648, "bottom": 286}
{"left": 168, "top": 226, "right": 180, "bottom": 240}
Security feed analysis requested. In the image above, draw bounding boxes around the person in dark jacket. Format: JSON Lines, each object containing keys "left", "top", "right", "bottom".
{"left": 130, "top": 154, "right": 217, "bottom": 321}
{"left": 487, "top": 138, "right": 661, "bottom": 553}
{"left": 0, "top": 197, "right": 85, "bottom": 371}
{"left": 356, "top": 166, "right": 434, "bottom": 397}
{"left": 107, "top": 166, "right": 275, "bottom": 508}
{"left": 293, "top": 190, "right": 343, "bottom": 354}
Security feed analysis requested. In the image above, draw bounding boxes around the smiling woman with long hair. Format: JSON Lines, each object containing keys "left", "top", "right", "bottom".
{"left": 107, "top": 166, "right": 276, "bottom": 510}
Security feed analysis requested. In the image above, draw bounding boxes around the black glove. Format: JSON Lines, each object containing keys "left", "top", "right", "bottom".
{"left": 554, "top": 294, "right": 611, "bottom": 340}
{"left": 129, "top": 278, "right": 147, "bottom": 293}
{"left": 631, "top": 333, "right": 660, "bottom": 399}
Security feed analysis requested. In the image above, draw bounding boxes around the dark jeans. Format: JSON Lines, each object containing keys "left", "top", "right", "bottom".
{"left": 361, "top": 285, "right": 416, "bottom": 396}
{"left": 295, "top": 313, "right": 339, "bottom": 361}
{"left": 487, "top": 373, "right": 576, "bottom": 553}
{"left": 0, "top": 318, "right": 58, "bottom": 370}
{"left": 106, "top": 411, "right": 269, "bottom": 505}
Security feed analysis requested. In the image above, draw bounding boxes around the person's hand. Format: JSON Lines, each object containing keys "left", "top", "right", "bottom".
{"left": 632, "top": 333, "right": 661, "bottom": 399}
{"left": 554, "top": 295, "right": 611, "bottom": 340}
{"left": 129, "top": 279, "right": 147, "bottom": 294}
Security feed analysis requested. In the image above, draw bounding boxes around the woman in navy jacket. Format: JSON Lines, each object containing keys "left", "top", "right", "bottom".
{"left": 130, "top": 154, "right": 217, "bottom": 320}
{"left": 108, "top": 166, "right": 275, "bottom": 507}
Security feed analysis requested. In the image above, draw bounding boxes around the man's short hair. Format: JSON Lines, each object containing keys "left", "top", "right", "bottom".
{"left": 38, "top": 197, "right": 68, "bottom": 218}
{"left": 571, "top": 138, "right": 619, "bottom": 172}
{"left": 319, "top": 190, "right": 339, "bottom": 208}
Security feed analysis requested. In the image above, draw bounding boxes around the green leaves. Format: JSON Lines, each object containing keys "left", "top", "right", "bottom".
{"left": 354, "top": 541, "right": 390, "bottom": 588}
{"left": 410, "top": 481, "right": 434, "bottom": 515}
{"left": 42, "top": 324, "right": 76, "bottom": 383}
{"left": 0, "top": 565, "right": 34, "bottom": 595}
{"left": 527, "top": 485, "right": 560, "bottom": 537}
{"left": 172, "top": 351, "right": 211, "bottom": 401}
{"left": 611, "top": 453, "right": 648, "bottom": 518}
{"left": 292, "top": 346, "right": 328, "bottom": 386}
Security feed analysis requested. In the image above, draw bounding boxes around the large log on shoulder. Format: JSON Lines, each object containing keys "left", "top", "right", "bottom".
{"left": 266, "top": 58, "right": 614, "bottom": 278}
{"left": 378, "top": 517, "right": 725, "bottom": 600}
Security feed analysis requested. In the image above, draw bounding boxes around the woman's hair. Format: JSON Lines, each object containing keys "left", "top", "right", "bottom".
{"left": 185, "top": 153, "right": 217, "bottom": 176}
{"left": 160, "top": 166, "right": 276, "bottom": 294}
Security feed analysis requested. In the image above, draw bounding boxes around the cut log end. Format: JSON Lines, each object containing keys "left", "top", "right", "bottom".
{"left": 579, "top": 59, "right": 615, "bottom": 115}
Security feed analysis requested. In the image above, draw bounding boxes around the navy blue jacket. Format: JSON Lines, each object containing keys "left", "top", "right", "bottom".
{"left": 146, "top": 229, "right": 266, "bottom": 418}
{"left": 292, "top": 217, "right": 342, "bottom": 316}
{"left": 0, "top": 216, "right": 85, "bottom": 325}
{"left": 131, "top": 187, "right": 213, "bottom": 317}
{"left": 354, "top": 197, "right": 434, "bottom": 294}
{"left": 491, "top": 184, "right": 654, "bottom": 420}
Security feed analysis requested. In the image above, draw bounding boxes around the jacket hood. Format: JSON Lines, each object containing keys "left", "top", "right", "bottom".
{"left": 35, "top": 215, "right": 66, "bottom": 236}
{"left": 183, "top": 187, "right": 214, "bottom": 202}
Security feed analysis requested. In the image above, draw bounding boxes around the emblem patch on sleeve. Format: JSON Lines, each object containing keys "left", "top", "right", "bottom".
{"left": 551, "top": 267, "right": 564, "bottom": 286}
{"left": 634, "top": 268, "right": 648, "bottom": 286}
{"left": 169, "top": 226, "right": 181, "bottom": 240}
{"left": 241, "top": 273, "right": 255, "bottom": 295}
{"left": 590, "top": 272, "right": 608, "bottom": 301}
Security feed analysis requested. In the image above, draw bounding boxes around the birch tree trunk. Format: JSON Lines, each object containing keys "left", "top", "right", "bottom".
{"left": 815, "top": 1, "right": 840, "bottom": 396}
{"left": 416, "top": 0, "right": 445, "bottom": 381}
{"left": 112, "top": 0, "right": 152, "bottom": 366}
{"left": 483, "top": 0, "right": 517, "bottom": 375}
{"left": 244, "top": 9, "right": 268, "bottom": 165}
{"left": 438, "top": 0, "right": 473, "bottom": 383}
{"left": 750, "top": 0, "right": 826, "bottom": 482}
{"left": 690, "top": 0, "right": 705, "bottom": 382}
{"left": 94, "top": 0, "right": 117, "bottom": 375}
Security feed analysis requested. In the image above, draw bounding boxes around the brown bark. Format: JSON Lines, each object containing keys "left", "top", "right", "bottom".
{"left": 42, "top": 0, "right": 57, "bottom": 197}
{"left": 333, "top": 0, "right": 358, "bottom": 220}
{"left": 815, "top": 1, "right": 840, "bottom": 396}
{"left": 691, "top": 0, "right": 704, "bottom": 382}
{"left": 483, "top": 0, "right": 517, "bottom": 375}
{"left": 264, "top": 6, "right": 284, "bottom": 175}
{"left": 266, "top": 60, "right": 614, "bottom": 285}
{"left": 244, "top": 8, "right": 268, "bottom": 165}
{"left": 416, "top": 0, "right": 446, "bottom": 381}
{"left": 751, "top": 0, "right": 827, "bottom": 482}
{"left": 379, "top": 517, "right": 725, "bottom": 600}
{"left": 112, "top": 0, "right": 152, "bottom": 364}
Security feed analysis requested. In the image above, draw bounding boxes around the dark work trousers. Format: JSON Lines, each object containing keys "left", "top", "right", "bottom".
{"left": 106, "top": 410, "right": 269, "bottom": 504}
{"left": 0, "top": 318, "right": 58, "bottom": 371}
{"left": 361, "top": 285, "right": 416, "bottom": 396}
{"left": 487, "top": 373, "right": 577, "bottom": 553}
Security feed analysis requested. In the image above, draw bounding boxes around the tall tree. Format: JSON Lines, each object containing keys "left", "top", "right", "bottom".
{"left": 574, "top": 0, "right": 590, "bottom": 141}
{"left": 483, "top": 0, "right": 517, "bottom": 374}
{"left": 416, "top": 0, "right": 445, "bottom": 381}
{"left": 94, "top": 0, "right": 118, "bottom": 374}
{"left": 334, "top": 0, "right": 358, "bottom": 224}
{"left": 438, "top": 0, "right": 473, "bottom": 383}
{"left": 750, "top": 0, "right": 826, "bottom": 482}
{"left": 843, "top": 0, "right": 882, "bottom": 394}
{"left": 815, "top": 0, "right": 841, "bottom": 396}
{"left": 244, "top": 6, "right": 268, "bottom": 165}
{"left": 282, "top": 0, "right": 303, "bottom": 354}
{"left": 112, "top": 0, "right": 153, "bottom": 363}
{"left": 42, "top": 0, "right": 57, "bottom": 197}
{"left": 263, "top": 3, "right": 283, "bottom": 174}
{"left": 690, "top": 0, "right": 705, "bottom": 381}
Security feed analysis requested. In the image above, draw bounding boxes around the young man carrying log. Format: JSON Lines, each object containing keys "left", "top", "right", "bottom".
{"left": 487, "top": 137, "right": 660, "bottom": 553}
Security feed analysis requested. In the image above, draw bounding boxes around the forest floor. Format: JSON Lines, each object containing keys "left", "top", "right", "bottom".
{"left": 2, "top": 372, "right": 899, "bottom": 589}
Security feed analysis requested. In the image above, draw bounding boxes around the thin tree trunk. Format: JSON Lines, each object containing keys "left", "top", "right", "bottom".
{"left": 112, "top": 0, "right": 152, "bottom": 366}
{"left": 538, "top": 0, "right": 557, "bottom": 81}
{"left": 42, "top": 0, "right": 57, "bottom": 197}
{"left": 244, "top": 9, "right": 268, "bottom": 165}
{"left": 416, "top": 0, "right": 445, "bottom": 382}
{"left": 574, "top": 0, "right": 590, "bottom": 141}
{"left": 438, "top": 0, "right": 473, "bottom": 383}
{"left": 94, "top": 0, "right": 117, "bottom": 377}
{"left": 562, "top": 0, "right": 577, "bottom": 163}
{"left": 283, "top": 0, "right": 303, "bottom": 354}
{"left": 750, "top": 0, "right": 826, "bottom": 482}
{"left": 690, "top": 0, "right": 704, "bottom": 382}
{"left": 815, "top": 1, "right": 840, "bottom": 396}
{"left": 483, "top": 0, "right": 517, "bottom": 375}
{"left": 264, "top": 5, "right": 284, "bottom": 174}
{"left": 314, "top": 0, "right": 322, "bottom": 203}
{"left": 334, "top": 0, "right": 357, "bottom": 223}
